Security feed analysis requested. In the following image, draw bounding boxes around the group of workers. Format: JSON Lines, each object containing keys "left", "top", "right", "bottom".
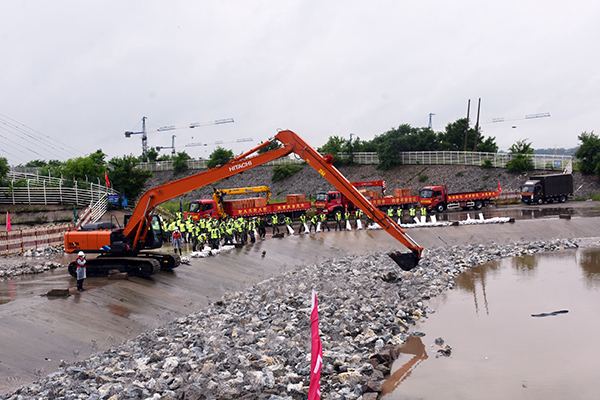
{"left": 161, "top": 204, "right": 428, "bottom": 254}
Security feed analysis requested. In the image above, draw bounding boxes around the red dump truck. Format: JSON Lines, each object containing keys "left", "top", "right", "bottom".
{"left": 184, "top": 187, "right": 311, "bottom": 220}
{"left": 419, "top": 182, "right": 501, "bottom": 213}
{"left": 315, "top": 180, "right": 419, "bottom": 217}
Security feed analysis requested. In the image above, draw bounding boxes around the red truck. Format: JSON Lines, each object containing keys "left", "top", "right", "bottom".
{"left": 419, "top": 182, "right": 501, "bottom": 213}
{"left": 184, "top": 187, "right": 311, "bottom": 220}
{"left": 315, "top": 180, "right": 419, "bottom": 217}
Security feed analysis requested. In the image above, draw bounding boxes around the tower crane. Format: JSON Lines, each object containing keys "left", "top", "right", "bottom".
{"left": 156, "top": 135, "right": 177, "bottom": 156}
{"left": 124, "top": 117, "right": 234, "bottom": 155}
{"left": 185, "top": 137, "right": 253, "bottom": 148}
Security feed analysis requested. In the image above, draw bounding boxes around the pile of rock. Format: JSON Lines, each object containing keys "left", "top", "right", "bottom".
{"left": 0, "top": 245, "right": 64, "bottom": 281}
{"left": 1, "top": 238, "right": 579, "bottom": 400}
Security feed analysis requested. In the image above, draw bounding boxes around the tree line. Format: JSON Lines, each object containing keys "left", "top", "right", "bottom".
{"left": 0, "top": 119, "right": 598, "bottom": 201}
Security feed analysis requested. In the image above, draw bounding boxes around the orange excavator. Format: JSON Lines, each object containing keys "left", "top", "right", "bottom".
{"left": 65, "top": 130, "right": 423, "bottom": 276}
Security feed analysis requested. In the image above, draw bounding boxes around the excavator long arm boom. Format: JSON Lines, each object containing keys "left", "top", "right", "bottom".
{"left": 123, "top": 129, "right": 422, "bottom": 269}
{"left": 273, "top": 130, "right": 422, "bottom": 268}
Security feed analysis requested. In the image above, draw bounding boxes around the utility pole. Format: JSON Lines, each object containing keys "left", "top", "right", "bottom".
{"left": 428, "top": 113, "right": 435, "bottom": 129}
{"left": 464, "top": 99, "right": 470, "bottom": 151}
{"left": 473, "top": 98, "right": 481, "bottom": 151}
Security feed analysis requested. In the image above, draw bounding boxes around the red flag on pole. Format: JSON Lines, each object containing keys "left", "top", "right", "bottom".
{"left": 6, "top": 212, "right": 11, "bottom": 232}
{"left": 308, "top": 290, "right": 323, "bottom": 400}
{"left": 104, "top": 171, "right": 111, "bottom": 187}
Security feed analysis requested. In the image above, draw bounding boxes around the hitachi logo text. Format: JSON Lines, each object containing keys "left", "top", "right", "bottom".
{"left": 229, "top": 160, "right": 252, "bottom": 172}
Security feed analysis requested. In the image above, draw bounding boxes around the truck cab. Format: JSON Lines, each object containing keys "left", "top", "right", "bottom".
{"left": 520, "top": 180, "right": 542, "bottom": 204}
{"left": 184, "top": 199, "right": 219, "bottom": 220}
{"left": 419, "top": 186, "right": 446, "bottom": 213}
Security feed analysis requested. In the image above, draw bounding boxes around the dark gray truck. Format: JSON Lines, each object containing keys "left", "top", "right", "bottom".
{"left": 520, "top": 173, "right": 573, "bottom": 205}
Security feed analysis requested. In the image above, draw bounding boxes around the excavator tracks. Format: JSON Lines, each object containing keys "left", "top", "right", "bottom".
{"left": 68, "top": 256, "right": 161, "bottom": 278}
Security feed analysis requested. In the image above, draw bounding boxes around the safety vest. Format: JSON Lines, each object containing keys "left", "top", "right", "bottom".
{"left": 396, "top": 208, "right": 402, "bottom": 217}
{"left": 76, "top": 256, "right": 86, "bottom": 268}
{"left": 320, "top": 213, "right": 327, "bottom": 222}
{"left": 409, "top": 208, "right": 416, "bottom": 216}
{"left": 300, "top": 215, "right": 306, "bottom": 223}
{"left": 335, "top": 212, "right": 342, "bottom": 221}
{"left": 356, "top": 210, "right": 363, "bottom": 219}
{"left": 311, "top": 215, "right": 317, "bottom": 224}
{"left": 272, "top": 215, "right": 278, "bottom": 224}
{"left": 173, "top": 231, "right": 182, "bottom": 240}
{"left": 387, "top": 208, "right": 394, "bottom": 217}
{"left": 421, "top": 207, "right": 427, "bottom": 215}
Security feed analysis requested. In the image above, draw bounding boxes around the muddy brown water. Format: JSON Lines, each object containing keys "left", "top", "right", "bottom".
{"left": 0, "top": 216, "right": 599, "bottom": 394}
{"left": 383, "top": 247, "right": 600, "bottom": 400}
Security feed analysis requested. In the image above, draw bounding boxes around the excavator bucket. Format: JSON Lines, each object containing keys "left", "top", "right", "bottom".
{"left": 388, "top": 249, "right": 420, "bottom": 271}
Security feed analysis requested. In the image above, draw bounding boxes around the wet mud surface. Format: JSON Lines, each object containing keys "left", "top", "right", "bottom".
{"left": 0, "top": 208, "right": 599, "bottom": 393}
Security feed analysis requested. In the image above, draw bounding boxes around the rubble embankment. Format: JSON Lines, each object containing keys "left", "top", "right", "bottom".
{"left": 1, "top": 238, "right": 579, "bottom": 400}
{"left": 0, "top": 246, "right": 63, "bottom": 281}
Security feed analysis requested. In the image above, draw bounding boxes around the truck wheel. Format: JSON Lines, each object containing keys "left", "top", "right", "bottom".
{"left": 474, "top": 200, "right": 483, "bottom": 210}
{"left": 435, "top": 203, "right": 445, "bottom": 213}
{"left": 559, "top": 195, "right": 566, "bottom": 203}
{"left": 537, "top": 198, "right": 543, "bottom": 205}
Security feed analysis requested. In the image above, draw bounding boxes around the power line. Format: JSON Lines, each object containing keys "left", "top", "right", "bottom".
{"left": 0, "top": 113, "right": 84, "bottom": 161}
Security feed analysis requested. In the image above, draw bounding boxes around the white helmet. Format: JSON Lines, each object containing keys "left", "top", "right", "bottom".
{"left": 78, "top": 251, "right": 85, "bottom": 257}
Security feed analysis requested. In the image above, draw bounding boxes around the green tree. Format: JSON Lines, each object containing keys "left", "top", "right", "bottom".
{"left": 61, "top": 149, "right": 107, "bottom": 181}
{"left": 25, "top": 160, "right": 47, "bottom": 167}
{"left": 438, "top": 118, "right": 497, "bottom": 152}
{"left": 207, "top": 147, "right": 234, "bottom": 169}
{"left": 318, "top": 136, "right": 354, "bottom": 166}
{"left": 173, "top": 151, "right": 192, "bottom": 174}
{"left": 372, "top": 125, "right": 438, "bottom": 170}
{"left": 0, "top": 157, "right": 9, "bottom": 179}
{"left": 574, "top": 131, "right": 600, "bottom": 176}
{"left": 108, "top": 155, "right": 153, "bottom": 200}
{"left": 506, "top": 139, "right": 534, "bottom": 173}
{"left": 257, "top": 139, "right": 282, "bottom": 154}
{"left": 139, "top": 147, "right": 160, "bottom": 163}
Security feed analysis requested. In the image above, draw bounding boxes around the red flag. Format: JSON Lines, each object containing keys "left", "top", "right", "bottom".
{"left": 308, "top": 290, "right": 323, "bottom": 400}
{"left": 104, "top": 172, "right": 111, "bottom": 187}
{"left": 6, "top": 212, "right": 11, "bottom": 232}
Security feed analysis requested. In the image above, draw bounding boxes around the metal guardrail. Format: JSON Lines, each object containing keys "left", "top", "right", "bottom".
{"left": 400, "top": 151, "right": 572, "bottom": 171}
{"left": 1, "top": 172, "right": 117, "bottom": 206}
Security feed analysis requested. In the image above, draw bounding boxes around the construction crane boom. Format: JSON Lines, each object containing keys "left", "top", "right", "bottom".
{"left": 125, "top": 117, "right": 234, "bottom": 155}
{"left": 186, "top": 137, "right": 253, "bottom": 147}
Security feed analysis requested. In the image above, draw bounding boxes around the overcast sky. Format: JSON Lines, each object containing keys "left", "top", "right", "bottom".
{"left": 1, "top": 1, "right": 598, "bottom": 166}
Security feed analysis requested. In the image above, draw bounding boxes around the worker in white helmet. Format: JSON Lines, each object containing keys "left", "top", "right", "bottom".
{"left": 76, "top": 251, "right": 87, "bottom": 292}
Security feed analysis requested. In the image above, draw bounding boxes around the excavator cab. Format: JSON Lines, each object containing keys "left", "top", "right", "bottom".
{"left": 123, "top": 214, "right": 164, "bottom": 250}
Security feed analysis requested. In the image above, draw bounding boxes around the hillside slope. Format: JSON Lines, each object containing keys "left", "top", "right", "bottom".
{"left": 142, "top": 164, "right": 600, "bottom": 202}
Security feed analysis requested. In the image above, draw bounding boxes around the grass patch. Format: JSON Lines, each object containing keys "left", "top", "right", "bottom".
{"left": 456, "top": 171, "right": 463, "bottom": 177}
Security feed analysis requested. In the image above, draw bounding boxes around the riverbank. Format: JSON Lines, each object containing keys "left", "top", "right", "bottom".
{"left": 1, "top": 237, "right": 582, "bottom": 400}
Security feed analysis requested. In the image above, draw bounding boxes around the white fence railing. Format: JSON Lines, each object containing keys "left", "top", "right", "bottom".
{"left": 1, "top": 172, "right": 118, "bottom": 206}
{"left": 400, "top": 151, "right": 572, "bottom": 171}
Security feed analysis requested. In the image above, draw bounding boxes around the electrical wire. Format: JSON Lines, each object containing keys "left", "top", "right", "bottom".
{"left": 0, "top": 113, "right": 85, "bottom": 164}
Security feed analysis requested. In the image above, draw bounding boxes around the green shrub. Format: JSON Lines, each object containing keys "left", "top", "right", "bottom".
{"left": 272, "top": 165, "right": 303, "bottom": 182}
{"left": 482, "top": 175, "right": 489, "bottom": 181}
{"left": 481, "top": 158, "right": 493, "bottom": 169}
{"left": 418, "top": 174, "right": 428, "bottom": 182}
{"left": 456, "top": 171, "right": 463, "bottom": 177}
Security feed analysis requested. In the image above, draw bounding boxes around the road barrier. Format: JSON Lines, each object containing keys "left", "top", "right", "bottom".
{"left": 0, "top": 223, "right": 74, "bottom": 255}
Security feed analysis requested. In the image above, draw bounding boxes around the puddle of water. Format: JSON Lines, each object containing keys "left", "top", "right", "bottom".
{"left": 384, "top": 247, "right": 600, "bottom": 400}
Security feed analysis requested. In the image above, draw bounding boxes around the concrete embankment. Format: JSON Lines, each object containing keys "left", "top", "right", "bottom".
{"left": 0, "top": 217, "right": 599, "bottom": 397}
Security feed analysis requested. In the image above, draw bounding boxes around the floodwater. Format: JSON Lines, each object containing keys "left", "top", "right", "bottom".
{"left": 383, "top": 247, "right": 600, "bottom": 400}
